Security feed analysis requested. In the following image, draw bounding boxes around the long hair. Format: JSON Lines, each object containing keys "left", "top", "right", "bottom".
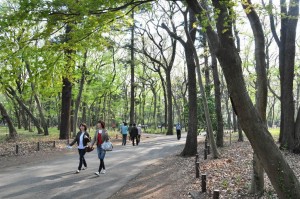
{"left": 79, "top": 123, "right": 87, "bottom": 131}
{"left": 98, "top": 120, "right": 105, "bottom": 129}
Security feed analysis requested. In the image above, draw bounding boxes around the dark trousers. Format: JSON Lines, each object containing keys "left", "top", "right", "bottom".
{"left": 78, "top": 149, "right": 87, "bottom": 170}
{"left": 131, "top": 135, "right": 138, "bottom": 146}
{"left": 122, "top": 134, "right": 127, "bottom": 145}
{"left": 176, "top": 130, "right": 181, "bottom": 140}
{"left": 98, "top": 159, "right": 105, "bottom": 172}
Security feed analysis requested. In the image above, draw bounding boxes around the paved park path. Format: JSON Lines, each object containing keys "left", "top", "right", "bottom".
{"left": 0, "top": 133, "right": 186, "bottom": 199}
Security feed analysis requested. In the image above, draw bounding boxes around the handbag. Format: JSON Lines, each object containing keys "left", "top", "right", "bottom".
{"left": 101, "top": 141, "right": 113, "bottom": 151}
{"left": 85, "top": 146, "right": 94, "bottom": 152}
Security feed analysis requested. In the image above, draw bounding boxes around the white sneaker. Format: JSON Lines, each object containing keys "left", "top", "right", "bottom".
{"left": 82, "top": 167, "right": 87, "bottom": 170}
{"left": 75, "top": 170, "right": 80, "bottom": 174}
{"left": 94, "top": 171, "right": 100, "bottom": 176}
{"left": 100, "top": 170, "right": 106, "bottom": 174}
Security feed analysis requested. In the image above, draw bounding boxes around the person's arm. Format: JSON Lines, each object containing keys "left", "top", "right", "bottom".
{"left": 90, "top": 131, "right": 97, "bottom": 147}
{"left": 69, "top": 134, "right": 77, "bottom": 146}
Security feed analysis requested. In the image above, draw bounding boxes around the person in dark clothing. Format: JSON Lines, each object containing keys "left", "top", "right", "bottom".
{"left": 69, "top": 123, "right": 90, "bottom": 174}
{"left": 176, "top": 123, "right": 181, "bottom": 140}
{"left": 130, "top": 123, "right": 139, "bottom": 146}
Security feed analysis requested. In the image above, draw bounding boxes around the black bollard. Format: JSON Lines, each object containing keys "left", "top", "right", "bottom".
{"left": 16, "top": 144, "right": 19, "bottom": 154}
{"left": 195, "top": 153, "right": 199, "bottom": 163}
{"left": 204, "top": 149, "right": 207, "bottom": 160}
{"left": 201, "top": 174, "right": 207, "bottom": 192}
{"left": 207, "top": 145, "right": 210, "bottom": 155}
{"left": 53, "top": 141, "right": 56, "bottom": 148}
{"left": 213, "top": 190, "right": 220, "bottom": 199}
{"left": 37, "top": 142, "right": 40, "bottom": 151}
{"left": 196, "top": 162, "right": 200, "bottom": 178}
{"left": 205, "top": 140, "right": 208, "bottom": 148}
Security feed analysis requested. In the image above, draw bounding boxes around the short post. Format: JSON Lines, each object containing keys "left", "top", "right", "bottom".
{"left": 201, "top": 174, "right": 207, "bottom": 193}
{"left": 53, "top": 141, "right": 56, "bottom": 148}
{"left": 213, "top": 190, "right": 220, "bottom": 199}
{"left": 16, "top": 144, "right": 19, "bottom": 154}
{"left": 196, "top": 162, "right": 200, "bottom": 178}
{"left": 195, "top": 153, "right": 199, "bottom": 164}
{"left": 205, "top": 140, "right": 208, "bottom": 149}
{"left": 37, "top": 142, "right": 40, "bottom": 151}
{"left": 204, "top": 149, "right": 207, "bottom": 160}
{"left": 207, "top": 145, "right": 210, "bottom": 155}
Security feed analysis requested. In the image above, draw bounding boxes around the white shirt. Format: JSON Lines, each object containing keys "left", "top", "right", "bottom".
{"left": 78, "top": 132, "right": 85, "bottom": 149}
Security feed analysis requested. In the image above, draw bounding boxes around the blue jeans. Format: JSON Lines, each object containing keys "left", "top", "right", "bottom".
{"left": 97, "top": 145, "right": 106, "bottom": 160}
{"left": 78, "top": 149, "right": 87, "bottom": 170}
{"left": 122, "top": 134, "right": 127, "bottom": 145}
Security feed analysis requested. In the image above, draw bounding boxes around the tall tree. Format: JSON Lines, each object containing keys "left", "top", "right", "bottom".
{"left": 59, "top": 23, "right": 73, "bottom": 140}
{"left": 242, "top": 0, "right": 268, "bottom": 196}
{"left": 162, "top": 6, "right": 199, "bottom": 156}
{"left": 268, "top": 0, "right": 300, "bottom": 151}
{"left": 130, "top": 9, "right": 135, "bottom": 125}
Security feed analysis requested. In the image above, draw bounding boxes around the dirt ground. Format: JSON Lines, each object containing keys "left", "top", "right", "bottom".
{"left": 2, "top": 135, "right": 300, "bottom": 199}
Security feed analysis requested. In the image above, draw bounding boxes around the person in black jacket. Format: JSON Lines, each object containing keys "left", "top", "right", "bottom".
{"left": 69, "top": 123, "right": 90, "bottom": 173}
{"left": 130, "top": 123, "right": 139, "bottom": 146}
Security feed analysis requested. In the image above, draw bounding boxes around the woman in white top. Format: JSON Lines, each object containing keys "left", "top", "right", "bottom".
{"left": 69, "top": 123, "right": 90, "bottom": 173}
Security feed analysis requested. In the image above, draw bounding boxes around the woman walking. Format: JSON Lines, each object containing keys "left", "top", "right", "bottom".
{"left": 69, "top": 123, "right": 90, "bottom": 174}
{"left": 90, "top": 120, "right": 109, "bottom": 176}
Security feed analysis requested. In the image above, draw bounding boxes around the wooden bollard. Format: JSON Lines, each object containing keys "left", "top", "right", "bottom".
{"left": 37, "top": 142, "right": 40, "bottom": 151}
{"left": 196, "top": 162, "right": 200, "bottom": 178}
{"left": 213, "top": 190, "right": 220, "bottom": 199}
{"left": 207, "top": 145, "right": 210, "bottom": 155}
{"left": 201, "top": 174, "right": 207, "bottom": 192}
{"left": 195, "top": 153, "right": 199, "bottom": 163}
{"left": 204, "top": 149, "right": 207, "bottom": 160}
{"left": 53, "top": 141, "right": 56, "bottom": 148}
{"left": 16, "top": 144, "right": 19, "bottom": 154}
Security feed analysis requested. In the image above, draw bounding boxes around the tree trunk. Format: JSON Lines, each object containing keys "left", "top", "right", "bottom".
{"left": 271, "top": 0, "right": 300, "bottom": 151}
{"left": 166, "top": 72, "right": 173, "bottom": 135}
{"left": 187, "top": 0, "right": 300, "bottom": 197}
{"left": 232, "top": 110, "right": 237, "bottom": 132}
{"left": 211, "top": 45, "right": 224, "bottom": 147}
{"left": 60, "top": 23, "right": 74, "bottom": 140}
{"left": 242, "top": 0, "right": 268, "bottom": 195}
{"left": 0, "top": 102, "right": 17, "bottom": 139}
{"left": 60, "top": 77, "right": 72, "bottom": 139}
{"left": 162, "top": 8, "right": 198, "bottom": 155}
{"left": 72, "top": 51, "right": 87, "bottom": 137}
{"left": 130, "top": 10, "right": 135, "bottom": 125}
{"left": 237, "top": 119, "right": 244, "bottom": 142}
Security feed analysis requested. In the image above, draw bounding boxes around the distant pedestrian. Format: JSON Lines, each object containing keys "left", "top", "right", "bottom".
{"left": 120, "top": 122, "right": 128, "bottom": 146}
{"left": 176, "top": 123, "right": 181, "bottom": 140}
{"left": 130, "top": 123, "right": 139, "bottom": 146}
{"left": 68, "top": 123, "right": 90, "bottom": 174}
{"left": 90, "top": 120, "right": 109, "bottom": 176}
{"left": 137, "top": 124, "right": 142, "bottom": 145}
